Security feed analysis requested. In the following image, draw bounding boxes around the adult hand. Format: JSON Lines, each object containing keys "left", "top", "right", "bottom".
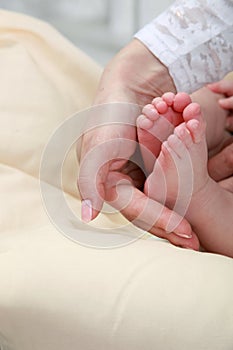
{"left": 77, "top": 39, "right": 202, "bottom": 250}
{"left": 208, "top": 79, "right": 233, "bottom": 132}
{"left": 78, "top": 39, "right": 176, "bottom": 222}
{"left": 104, "top": 165, "right": 200, "bottom": 251}
{"left": 207, "top": 78, "right": 233, "bottom": 192}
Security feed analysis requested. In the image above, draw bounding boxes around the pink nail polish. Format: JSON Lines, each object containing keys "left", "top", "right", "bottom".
{"left": 176, "top": 232, "right": 192, "bottom": 239}
{"left": 81, "top": 199, "right": 92, "bottom": 223}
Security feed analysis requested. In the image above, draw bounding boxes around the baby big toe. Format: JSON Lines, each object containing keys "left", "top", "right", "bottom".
{"left": 183, "top": 102, "right": 201, "bottom": 122}
{"left": 173, "top": 92, "right": 192, "bottom": 112}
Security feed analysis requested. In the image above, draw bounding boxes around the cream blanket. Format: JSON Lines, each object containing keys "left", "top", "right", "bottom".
{"left": 0, "top": 10, "right": 232, "bottom": 350}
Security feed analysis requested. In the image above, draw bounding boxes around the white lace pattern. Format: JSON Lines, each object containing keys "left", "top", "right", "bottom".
{"left": 135, "top": 0, "right": 233, "bottom": 93}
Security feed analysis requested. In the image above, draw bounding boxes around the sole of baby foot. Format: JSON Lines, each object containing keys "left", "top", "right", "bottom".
{"left": 137, "top": 92, "right": 192, "bottom": 173}
{"left": 144, "top": 102, "right": 209, "bottom": 218}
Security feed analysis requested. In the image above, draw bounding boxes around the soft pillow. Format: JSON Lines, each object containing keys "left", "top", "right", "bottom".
{"left": 0, "top": 10, "right": 232, "bottom": 350}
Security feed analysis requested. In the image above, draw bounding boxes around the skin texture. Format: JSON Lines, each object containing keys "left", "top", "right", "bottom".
{"left": 138, "top": 95, "right": 233, "bottom": 257}
{"left": 207, "top": 80, "right": 233, "bottom": 191}
{"left": 78, "top": 38, "right": 233, "bottom": 251}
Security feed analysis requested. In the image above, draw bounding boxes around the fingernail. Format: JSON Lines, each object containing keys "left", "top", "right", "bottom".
{"left": 81, "top": 199, "right": 92, "bottom": 223}
{"left": 175, "top": 232, "right": 192, "bottom": 239}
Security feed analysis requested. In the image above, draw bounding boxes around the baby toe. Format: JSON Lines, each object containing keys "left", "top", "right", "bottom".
{"left": 173, "top": 92, "right": 192, "bottom": 113}
{"left": 162, "top": 92, "right": 175, "bottom": 106}
{"left": 183, "top": 102, "right": 202, "bottom": 122}
{"left": 137, "top": 114, "right": 154, "bottom": 130}
{"left": 142, "top": 104, "right": 159, "bottom": 120}
{"left": 152, "top": 97, "right": 168, "bottom": 114}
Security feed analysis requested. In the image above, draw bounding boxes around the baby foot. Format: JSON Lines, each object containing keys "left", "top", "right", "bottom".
{"left": 144, "top": 102, "right": 209, "bottom": 231}
{"left": 137, "top": 92, "right": 192, "bottom": 173}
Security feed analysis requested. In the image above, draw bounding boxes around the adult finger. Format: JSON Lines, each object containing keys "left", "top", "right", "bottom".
{"left": 219, "top": 96, "right": 233, "bottom": 110}
{"left": 207, "top": 81, "right": 233, "bottom": 132}
{"left": 78, "top": 131, "right": 136, "bottom": 222}
{"left": 207, "top": 80, "right": 233, "bottom": 96}
{"left": 105, "top": 172, "right": 200, "bottom": 251}
{"left": 77, "top": 103, "right": 141, "bottom": 222}
{"left": 208, "top": 140, "right": 233, "bottom": 181}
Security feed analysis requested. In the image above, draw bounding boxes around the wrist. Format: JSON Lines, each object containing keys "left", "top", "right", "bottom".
{"left": 94, "top": 39, "right": 176, "bottom": 106}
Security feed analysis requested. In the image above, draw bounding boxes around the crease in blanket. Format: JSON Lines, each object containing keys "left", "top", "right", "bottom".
{"left": 1, "top": 9, "right": 233, "bottom": 350}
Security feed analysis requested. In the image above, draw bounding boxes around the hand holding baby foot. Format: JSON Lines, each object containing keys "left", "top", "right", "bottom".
{"left": 104, "top": 167, "right": 200, "bottom": 251}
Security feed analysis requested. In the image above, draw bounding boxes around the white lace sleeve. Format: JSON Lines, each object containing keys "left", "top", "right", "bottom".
{"left": 135, "top": 0, "right": 233, "bottom": 93}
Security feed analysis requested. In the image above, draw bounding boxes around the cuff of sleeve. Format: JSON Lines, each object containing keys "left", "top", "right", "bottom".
{"left": 134, "top": 24, "right": 193, "bottom": 93}
{"left": 135, "top": 25, "right": 232, "bottom": 94}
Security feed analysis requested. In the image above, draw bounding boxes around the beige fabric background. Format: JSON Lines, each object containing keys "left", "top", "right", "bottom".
{"left": 0, "top": 10, "right": 233, "bottom": 350}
